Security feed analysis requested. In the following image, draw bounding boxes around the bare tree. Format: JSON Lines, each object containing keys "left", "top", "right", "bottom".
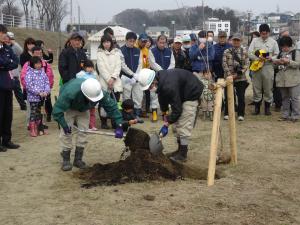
{"left": 34, "top": 0, "right": 46, "bottom": 21}
{"left": 19, "top": 0, "right": 30, "bottom": 26}
{"left": 3, "top": 0, "right": 16, "bottom": 15}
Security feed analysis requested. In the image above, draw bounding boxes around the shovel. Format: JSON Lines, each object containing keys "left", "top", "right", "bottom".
{"left": 149, "top": 133, "right": 164, "bottom": 155}
{"left": 73, "top": 126, "right": 126, "bottom": 138}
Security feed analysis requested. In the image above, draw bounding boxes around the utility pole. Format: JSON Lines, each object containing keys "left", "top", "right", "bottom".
{"left": 70, "top": 0, "right": 73, "bottom": 29}
{"left": 247, "top": 11, "right": 251, "bottom": 46}
{"left": 78, "top": 5, "right": 80, "bottom": 32}
{"left": 202, "top": 0, "right": 205, "bottom": 30}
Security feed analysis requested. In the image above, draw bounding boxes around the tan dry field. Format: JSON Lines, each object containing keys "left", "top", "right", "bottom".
{"left": 0, "top": 69, "right": 299, "bottom": 225}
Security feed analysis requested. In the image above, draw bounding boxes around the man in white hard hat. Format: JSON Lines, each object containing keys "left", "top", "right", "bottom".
{"left": 137, "top": 68, "right": 204, "bottom": 162}
{"left": 52, "top": 78, "right": 123, "bottom": 171}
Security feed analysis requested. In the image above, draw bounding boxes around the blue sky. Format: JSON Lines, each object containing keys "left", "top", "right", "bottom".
{"left": 71, "top": 0, "right": 300, "bottom": 24}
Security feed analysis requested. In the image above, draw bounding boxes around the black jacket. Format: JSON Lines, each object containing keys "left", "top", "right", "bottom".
{"left": 157, "top": 68, "right": 203, "bottom": 124}
{"left": 0, "top": 44, "right": 19, "bottom": 90}
{"left": 58, "top": 47, "right": 87, "bottom": 84}
{"left": 20, "top": 51, "right": 32, "bottom": 67}
{"left": 43, "top": 52, "right": 53, "bottom": 64}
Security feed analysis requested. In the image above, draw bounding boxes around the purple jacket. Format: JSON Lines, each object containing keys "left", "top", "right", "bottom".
{"left": 25, "top": 66, "right": 50, "bottom": 102}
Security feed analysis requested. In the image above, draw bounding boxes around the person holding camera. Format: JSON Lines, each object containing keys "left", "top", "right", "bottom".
{"left": 223, "top": 33, "right": 250, "bottom": 121}
{"left": 274, "top": 36, "right": 300, "bottom": 122}
{"left": 248, "top": 24, "right": 279, "bottom": 116}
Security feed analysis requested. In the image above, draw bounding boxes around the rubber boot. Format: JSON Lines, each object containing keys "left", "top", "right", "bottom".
{"left": 170, "top": 145, "right": 188, "bottom": 162}
{"left": 265, "top": 102, "right": 272, "bottom": 116}
{"left": 151, "top": 109, "right": 158, "bottom": 122}
{"left": 60, "top": 149, "right": 72, "bottom": 171}
{"left": 29, "top": 122, "right": 37, "bottom": 137}
{"left": 166, "top": 138, "right": 180, "bottom": 157}
{"left": 209, "top": 111, "right": 213, "bottom": 121}
{"left": 252, "top": 101, "right": 261, "bottom": 115}
{"left": 202, "top": 111, "right": 206, "bottom": 121}
{"left": 73, "top": 147, "right": 87, "bottom": 169}
{"left": 100, "top": 117, "right": 109, "bottom": 129}
{"left": 37, "top": 120, "right": 45, "bottom": 135}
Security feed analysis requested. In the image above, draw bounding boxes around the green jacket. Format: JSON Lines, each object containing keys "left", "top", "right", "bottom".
{"left": 52, "top": 78, "right": 123, "bottom": 129}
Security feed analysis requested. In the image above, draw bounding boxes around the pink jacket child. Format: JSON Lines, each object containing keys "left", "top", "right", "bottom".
{"left": 25, "top": 66, "right": 51, "bottom": 103}
{"left": 21, "top": 60, "right": 54, "bottom": 89}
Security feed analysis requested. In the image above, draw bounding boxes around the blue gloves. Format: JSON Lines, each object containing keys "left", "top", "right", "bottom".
{"left": 159, "top": 125, "right": 169, "bottom": 137}
{"left": 115, "top": 126, "right": 124, "bottom": 139}
{"left": 63, "top": 126, "right": 72, "bottom": 135}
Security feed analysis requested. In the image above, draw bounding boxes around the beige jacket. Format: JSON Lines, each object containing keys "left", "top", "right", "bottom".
{"left": 97, "top": 48, "right": 122, "bottom": 92}
{"left": 275, "top": 50, "right": 300, "bottom": 88}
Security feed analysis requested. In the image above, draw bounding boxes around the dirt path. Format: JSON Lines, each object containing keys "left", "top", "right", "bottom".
{"left": 0, "top": 76, "right": 299, "bottom": 225}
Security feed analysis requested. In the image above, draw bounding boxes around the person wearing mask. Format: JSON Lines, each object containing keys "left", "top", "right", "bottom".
{"left": 58, "top": 33, "right": 87, "bottom": 84}
{"left": 181, "top": 34, "right": 192, "bottom": 71}
{"left": 0, "top": 24, "right": 20, "bottom": 152}
{"left": 274, "top": 36, "right": 300, "bottom": 122}
{"left": 20, "top": 37, "right": 35, "bottom": 67}
{"left": 189, "top": 30, "right": 215, "bottom": 80}
{"left": 4, "top": 32, "right": 26, "bottom": 111}
{"left": 120, "top": 32, "right": 144, "bottom": 119}
{"left": 35, "top": 40, "right": 53, "bottom": 64}
{"left": 52, "top": 78, "right": 124, "bottom": 171}
{"left": 248, "top": 24, "right": 279, "bottom": 116}
{"left": 212, "top": 31, "right": 231, "bottom": 82}
{"left": 97, "top": 34, "right": 122, "bottom": 129}
{"left": 149, "top": 35, "right": 175, "bottom": 122}
{"left": 207, "top": 31, "right": 216, "bottom": 45}
{"left": 223, "top": 33, "right": 250, "bottom": 121}
{"left": 137, "top": 68, "right": 204, "bottom": 162}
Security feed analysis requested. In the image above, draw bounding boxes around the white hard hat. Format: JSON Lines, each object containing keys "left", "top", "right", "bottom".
{"left": 81, "top": 78, "right": 103, "bottom": 102}
{"left": 137, "top": 69, "right": 156, "bottom": 91}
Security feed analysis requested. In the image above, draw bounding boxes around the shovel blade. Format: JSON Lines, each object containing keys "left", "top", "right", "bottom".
{"left": 149, "top": 133, "right": 164, "bottom": 155}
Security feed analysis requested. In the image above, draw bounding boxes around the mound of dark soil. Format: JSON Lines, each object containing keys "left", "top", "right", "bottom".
{"left": 76, "top": 128, "right": 224, "bottom": 188}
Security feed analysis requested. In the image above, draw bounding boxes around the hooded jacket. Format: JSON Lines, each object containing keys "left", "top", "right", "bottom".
{"left": 21, "top": 60, "right": 54, "bottom": 89}
{"left": 58, "top": 46, "right": 87, "bottom": 84}
{"left": 157, "top": 68, "right": 204, "bottom": 124}
{"left": 24, "top": 66, "right": 50, "bottom": 102}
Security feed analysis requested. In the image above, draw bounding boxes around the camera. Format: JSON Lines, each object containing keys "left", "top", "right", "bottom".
{"left": 235, "top": 65, "right": 244, "bottom": 77}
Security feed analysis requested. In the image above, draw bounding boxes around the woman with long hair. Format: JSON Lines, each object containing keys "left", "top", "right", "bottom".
{"left": 96, "top": 34, "right": 122, "bottom": 129}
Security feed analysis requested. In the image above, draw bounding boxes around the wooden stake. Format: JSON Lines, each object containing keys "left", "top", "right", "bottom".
{"left": 207, "top": 79, "right": 224, "bottom": 186}
{"left": 226, "top": 77, "right": 238, "bottom": 165}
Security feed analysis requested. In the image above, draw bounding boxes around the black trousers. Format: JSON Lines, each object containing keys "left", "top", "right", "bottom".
{"left": 12, "top": 77, "right": 26, "bottom": 108}
{"left": 44, "top": 94, "right": 53, "bottom": 116}
{"left": 273, "top": 74, "right": 282, "bottom": 108}
{"left": 0, "top": 90, "right": 13, "bottom": 144}
{"left": 29, "top": 102, "right": 42, "bottom": 122}
{"left": 144, "top": 90, "right": 150, "bottom": 112}
{"left": 224, "top": 81, "right": 249, "bottom": 117}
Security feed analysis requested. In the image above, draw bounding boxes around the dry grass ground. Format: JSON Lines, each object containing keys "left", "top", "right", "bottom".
{"left": 0, "top": 69, "right": 299, "bottom": 225}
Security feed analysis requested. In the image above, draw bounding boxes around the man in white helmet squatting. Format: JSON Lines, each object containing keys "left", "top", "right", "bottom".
{"left": 52, "top": 78, "right": 123, "bottom": 171}
{"left": 137, "top": 68, "right": 204, "bottom": 162}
